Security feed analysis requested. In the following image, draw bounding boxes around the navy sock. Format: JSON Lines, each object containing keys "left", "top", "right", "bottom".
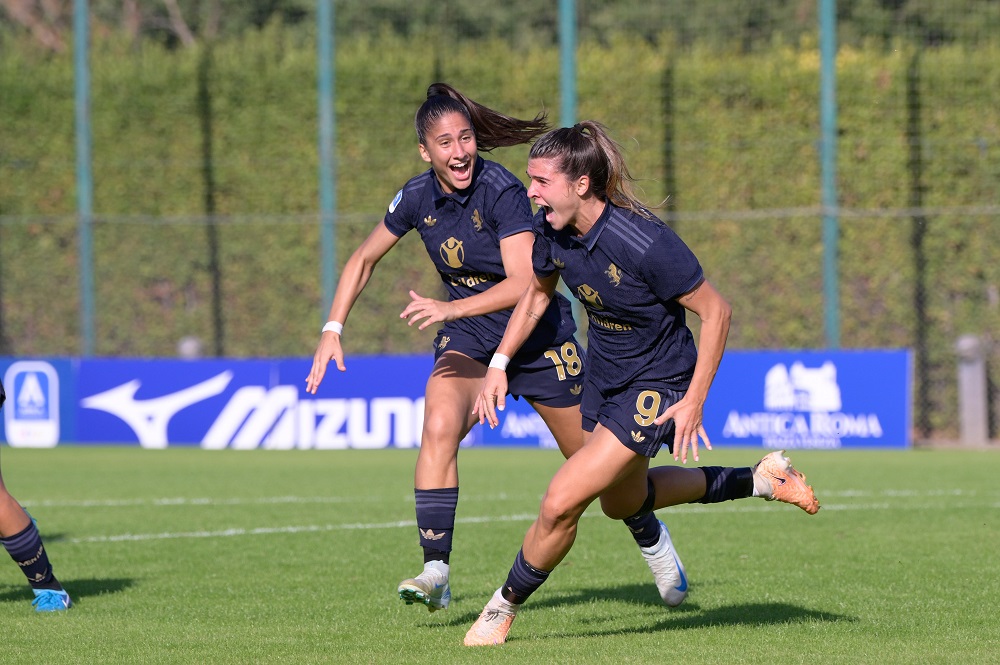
{"left": 501, "top": 548, "right": 550, "bottom": 604}
{"left": 623, "top": 478, "right": 660, "bottom": 548}
{"left": 1, "top": 521, "right": 61, "bottom": 590}
{"left": 415, "top": 487, "right": 458, "bottom": 565}
{"left": 697, "top": 467, "right": 754, "bottom": 504}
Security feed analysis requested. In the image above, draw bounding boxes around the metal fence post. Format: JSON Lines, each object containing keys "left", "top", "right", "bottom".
{"left": 955, "top": 334, "right": 988, "bottom": 445}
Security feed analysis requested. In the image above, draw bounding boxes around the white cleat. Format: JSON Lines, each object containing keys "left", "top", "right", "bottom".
{"left": 397, "top": 562, "right": 451, "bottom": 612}
{"left": 639, "top": 520, "right": 688, "bottom": 607}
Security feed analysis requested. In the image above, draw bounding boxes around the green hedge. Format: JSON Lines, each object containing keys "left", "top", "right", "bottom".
{"left": 1, "top": 29, "right": 997, "bottom": 438}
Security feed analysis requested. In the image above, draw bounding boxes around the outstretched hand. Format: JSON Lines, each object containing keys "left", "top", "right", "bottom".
{"left": 399, "top": 290, "right": 459, "bottom": 330}
{"left": 305, "top": 332, "right": 346, "bottom": 394}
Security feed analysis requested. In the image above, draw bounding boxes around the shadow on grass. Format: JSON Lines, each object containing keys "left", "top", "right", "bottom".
{"left": 417, "top": 582, "right": 854, "bottom": 635}
{"left": 0, "top": 577, "right": 135, "bottom": 604}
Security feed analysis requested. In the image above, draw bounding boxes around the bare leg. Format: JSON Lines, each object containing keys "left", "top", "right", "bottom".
{"left": 0, "top": 468, "right": 32, "bottom": 537}
{"left": 521, "top": 425, "right": 646, "bottom": 570}
{"left": 414, "top": 352, "right": 484, "bottom": 489}
{"left": 529, "top": 401, "right": 585, "bottom": 459}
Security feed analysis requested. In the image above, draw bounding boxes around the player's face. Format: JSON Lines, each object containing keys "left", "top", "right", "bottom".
{"left": 526, "top": 157, "right": 582, "bottom": 233}
{"left": 419, "top": 112, "right": 477, "bottom": 194}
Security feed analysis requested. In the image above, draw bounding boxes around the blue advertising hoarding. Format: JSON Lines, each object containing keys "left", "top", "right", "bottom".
{"left": 705, "top": 350, "right": 912, "bottom": 449}
{"left": 1, "top": 349, "right": 911, "bottom": 449}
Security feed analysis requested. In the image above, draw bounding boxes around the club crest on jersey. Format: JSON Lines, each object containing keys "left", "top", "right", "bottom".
{"left": 606, "top": 263, "right": 622, "bottom": 286}
{"left": 471, "top": 209, "right": 484, "bottom": 231}
{"left": 424, "top": 215, "right": 438, "bottom": 227}
{"left": 577, "top": 284, "right": 604, "bottom": 310}
{"left": 389, "top": 189, "right": 403, "bottom": 213}
{"left": 439, "top": 237, "right": 465, "bottom": 268}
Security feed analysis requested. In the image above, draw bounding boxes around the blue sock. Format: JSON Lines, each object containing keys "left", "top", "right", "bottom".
{"left": 415, "top": 487, "right": 458, "bottom": 565}
{"left": 1, "top": 520, "right": 61, "bottom": 590}
{"left": 501, "top": 548, "right": 550, "bottom": 604}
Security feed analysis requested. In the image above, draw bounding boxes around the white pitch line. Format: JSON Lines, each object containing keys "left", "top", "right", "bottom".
{"left": 63, "top": 513, "right": 542, "bottom": 544}
{"left": 23, "top": 496, "right": 366, "bottom": 509}
{"left": 57, "top": 499, "right": 998, "bottom": 545}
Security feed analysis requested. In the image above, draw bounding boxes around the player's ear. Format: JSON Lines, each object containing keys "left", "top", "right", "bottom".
{"left": 574, "top": 174, "right": 591, "bottom": 196}
{"left": 418, "top": 143, "right": 432, "bottom": 164}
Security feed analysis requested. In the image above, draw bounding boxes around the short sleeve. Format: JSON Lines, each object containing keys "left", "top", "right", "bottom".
{"left": 483, "top": 168, "right": 533, "bottom": 240}
{"left": 640, "top": 227, "right": 704, "bottom": 302}
{"left": 382, "top": 178, "right": 427, "bottom": 237}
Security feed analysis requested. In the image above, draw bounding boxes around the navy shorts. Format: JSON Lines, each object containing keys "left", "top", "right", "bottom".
{"left": 433, "top": 329, "right": 585, "bottom": 408}
{"left": 581, "top": 379, "right": 687, "bottom": 457}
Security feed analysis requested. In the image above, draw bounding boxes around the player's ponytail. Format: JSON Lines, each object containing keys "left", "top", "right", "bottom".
{"left": 415, "top": 83, "right": 549, "bottom": 151}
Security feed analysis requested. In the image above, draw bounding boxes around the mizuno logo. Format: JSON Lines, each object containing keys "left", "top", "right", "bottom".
{"left": 631, "top": 431, "right": 646, "bottom": 443}
{"left": 420, "top": 528, "right": 445, "bottom": 541}
{"left": 81, "top": 372, "right": 233, "bottom": 449}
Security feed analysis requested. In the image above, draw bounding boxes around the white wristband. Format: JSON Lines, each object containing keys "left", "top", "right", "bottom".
{"left": 322, "top": 320, "right": 344, "bottom": 335}
{"left": 488, "top": 353, "right": 510, "bottom": 371}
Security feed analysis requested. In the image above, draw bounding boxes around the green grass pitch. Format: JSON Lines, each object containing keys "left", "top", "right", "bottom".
{"left": 1, "top": 446, "right": 997, "bottom": 664}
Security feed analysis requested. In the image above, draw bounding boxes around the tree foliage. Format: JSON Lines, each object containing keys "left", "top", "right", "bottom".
{"left": 2, "top": 0, "right": 999, "bottom": 52}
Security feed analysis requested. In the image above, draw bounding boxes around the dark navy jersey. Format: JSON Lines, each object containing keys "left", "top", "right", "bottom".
{"left": 383, "top": 156, "right": 577, "bottom": 354}
{"left": 532, "top": 202, "right": 704, "bottom": 393}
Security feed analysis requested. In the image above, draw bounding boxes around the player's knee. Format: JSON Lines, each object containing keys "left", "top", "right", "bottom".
{"left": 597, "top": 495, "right": 634, "bottom": 520}
{"left": 420, "top": 409, "right": 465, "bottom": 448}
{"left": 538, "top": 490, "right": 585, "bottom": 531}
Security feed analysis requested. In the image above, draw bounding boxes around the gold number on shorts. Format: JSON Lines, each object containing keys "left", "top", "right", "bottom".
{"left": 633, "top": 390, "right": 662, "bottom": 427}
{"left": 543, "top": 342, "right": 583, "bottom": 382}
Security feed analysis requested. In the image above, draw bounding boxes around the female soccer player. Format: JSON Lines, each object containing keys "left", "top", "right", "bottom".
{"left": 464, "top": 121, "right": 818, "bottom": 646}
{"left": 0, "top": 379, "right": 72, "bottom": 611}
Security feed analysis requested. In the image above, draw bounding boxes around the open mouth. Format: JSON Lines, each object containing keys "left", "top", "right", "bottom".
{"left": 450, "top": 161, "right": 471, "bottom": 179}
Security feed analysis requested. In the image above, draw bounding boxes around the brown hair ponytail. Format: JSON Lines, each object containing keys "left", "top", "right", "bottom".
{"left": 415, "top": 83, "right": 549, "bottom": 151}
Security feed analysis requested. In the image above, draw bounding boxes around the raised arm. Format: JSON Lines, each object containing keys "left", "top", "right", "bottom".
{"left": 305, "top": 221, "right": 401, "bottom": 393}
{"left": 400, "top": 230, "right": 535, "bottom": 329}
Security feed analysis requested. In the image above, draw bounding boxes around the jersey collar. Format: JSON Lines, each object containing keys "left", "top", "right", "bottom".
{"left": 568, "top": 200, "right": 613, "bottom": 251}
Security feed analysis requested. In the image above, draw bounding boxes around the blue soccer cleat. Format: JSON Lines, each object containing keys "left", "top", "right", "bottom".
{"left": 32, "top": 588, "right": 73, "bottom": 612}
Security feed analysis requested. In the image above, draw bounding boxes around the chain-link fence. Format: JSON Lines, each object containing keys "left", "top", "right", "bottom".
{"left": 1, "top": 1, "right": 997, "bottom": 442}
